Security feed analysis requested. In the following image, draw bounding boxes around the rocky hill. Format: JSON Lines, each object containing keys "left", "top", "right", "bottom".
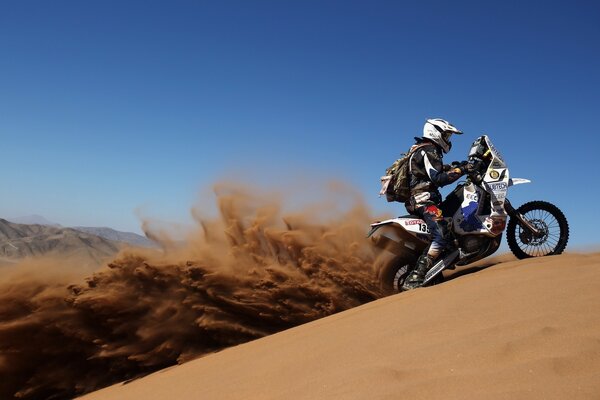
{"left": 0, "top": 218, "right": 122, "bottom": 266}
{"left": 73, "top": 226, "right": 156, "bottom": 248}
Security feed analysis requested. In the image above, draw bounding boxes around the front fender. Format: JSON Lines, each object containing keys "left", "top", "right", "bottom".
{"left": 509, "top": 178, "right": 531, "bottom": 186}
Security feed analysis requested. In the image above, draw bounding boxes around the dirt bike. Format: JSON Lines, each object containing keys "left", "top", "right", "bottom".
{"left": 368, "top": 135, "right": 569, "bottom": 293}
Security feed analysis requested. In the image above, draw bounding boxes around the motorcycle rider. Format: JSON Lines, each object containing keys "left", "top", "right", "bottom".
{"left": 401, "top": 118, "right": 472, "bottom": 290}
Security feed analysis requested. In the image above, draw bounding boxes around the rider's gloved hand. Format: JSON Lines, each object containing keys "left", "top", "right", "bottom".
{"left": 444, "top": 162, "right": 459, "bottom": 171}
{"left": 458, "top": 161, "right": 475, "bottom": 175}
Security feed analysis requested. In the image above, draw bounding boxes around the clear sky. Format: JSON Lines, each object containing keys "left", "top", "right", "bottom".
{"left": 1, "top": 1, "right": 599, "bottom": 248}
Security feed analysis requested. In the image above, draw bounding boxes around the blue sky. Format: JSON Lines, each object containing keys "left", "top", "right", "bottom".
{"left": 1, "top": 1, "right": 599, "bottom": 248}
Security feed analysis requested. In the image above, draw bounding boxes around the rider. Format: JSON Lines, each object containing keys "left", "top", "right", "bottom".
{"left": 401, "top": 118, "right": 472, "bottom": 290}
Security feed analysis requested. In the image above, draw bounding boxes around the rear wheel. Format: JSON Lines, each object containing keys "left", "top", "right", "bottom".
{"left": 377, "top": 255, "right": 414, "bottom": 294}
{"left": 377, "top": 255, "right": 446, "bottom": 293}
{"left": 507, "top": 201, "right": 569, "bottom": 259}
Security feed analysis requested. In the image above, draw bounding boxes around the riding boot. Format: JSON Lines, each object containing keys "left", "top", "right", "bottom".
{"left": 401, "top": 254, "right": 434, "bottom": 291}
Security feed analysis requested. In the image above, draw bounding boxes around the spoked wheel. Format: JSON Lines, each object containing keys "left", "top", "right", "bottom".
{"left": 377, "top": 255, "right": 445, "bottom": 294}
{"left": 376, "top": 255, "right": 414, "bottom": 294}
{"left": 391, "top": 263, "right": 412, "bottom": 292}
{"left": 507, "top": 201, "right": 569, "bottom": 259}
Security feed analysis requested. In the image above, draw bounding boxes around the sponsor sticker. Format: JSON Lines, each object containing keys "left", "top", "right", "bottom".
{"left": 404, "top": 220, "right": 430, "bottom": 233}
{"left": 465, "top": 193, "right": 479, "bottom": 201}
{"left": 488, "top": 182, "right": 508, "bottom": 191}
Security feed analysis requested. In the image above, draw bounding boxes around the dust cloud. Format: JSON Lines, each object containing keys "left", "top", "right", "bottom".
{"left": 0, "top": 183, "right": 386, "bottom": 399}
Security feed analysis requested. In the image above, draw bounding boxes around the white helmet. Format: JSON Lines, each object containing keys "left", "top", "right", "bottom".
{"left": 423, "top": 118, "right": 463, "bottom": 153}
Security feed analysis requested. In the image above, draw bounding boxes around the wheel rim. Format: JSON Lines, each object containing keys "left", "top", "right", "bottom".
{"left": 393, "top": 264, "right": 411, "bottom": 292}
{"left": 515, "top": 209, "right": 562, "bottom": 257}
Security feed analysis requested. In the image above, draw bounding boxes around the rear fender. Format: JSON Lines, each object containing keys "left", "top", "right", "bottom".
{"left": 367, "top": 218, "right": 398, "bottom": 238}
{"left": 368, "top": 218, "right": 429, "bottom": 256}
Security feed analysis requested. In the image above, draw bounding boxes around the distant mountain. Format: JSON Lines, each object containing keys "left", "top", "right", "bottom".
{"left": 6, "top": 214, "right": 157, "bottom": 249}
{"left": 0, "top": 219, "right": 122, "bottom": 266}
{"left": 72, "top": 227, "right": 157, "bottom": 248}
{"left": 4, "top": 212, "right": 159, "bottom": 252}
{"left": 7, "top": 215, "right": 61, "bottom": 227}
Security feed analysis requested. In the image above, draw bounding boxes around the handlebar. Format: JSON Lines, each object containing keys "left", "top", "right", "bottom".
{"left": 465, "top": 157, "right": 487, "bottom": 183}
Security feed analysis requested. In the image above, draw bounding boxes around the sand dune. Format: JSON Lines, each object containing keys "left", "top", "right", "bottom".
{"left": 79, "top": 252, "right": 600, "bottom": 400}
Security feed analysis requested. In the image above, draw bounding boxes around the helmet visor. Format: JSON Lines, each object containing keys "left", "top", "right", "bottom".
{"left": 442, "top": 130, "right": 453, "bottom": 143}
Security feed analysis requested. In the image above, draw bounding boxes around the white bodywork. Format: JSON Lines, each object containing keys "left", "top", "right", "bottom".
{"left": 453, "top": 136, "right": 531, "bottom": 237}
{"left": 454, "top": 136, "right": 510, "bottom": 237}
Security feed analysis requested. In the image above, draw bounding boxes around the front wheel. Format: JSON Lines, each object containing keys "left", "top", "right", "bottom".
{"left": 507, "top": 200, "right": 569, "bottom": 259}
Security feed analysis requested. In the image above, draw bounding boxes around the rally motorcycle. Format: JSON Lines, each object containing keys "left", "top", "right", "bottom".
{"left": 368, "top": 135, "right": 569, "bottom": 293}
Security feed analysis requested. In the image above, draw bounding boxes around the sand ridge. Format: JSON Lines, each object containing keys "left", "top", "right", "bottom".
{"left": 80, "top": 252, "right": 600, "bottom": 400}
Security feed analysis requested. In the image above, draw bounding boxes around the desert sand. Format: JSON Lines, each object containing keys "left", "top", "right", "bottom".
{"left": 79, "top": 252, "right": 600, "bottom": 400}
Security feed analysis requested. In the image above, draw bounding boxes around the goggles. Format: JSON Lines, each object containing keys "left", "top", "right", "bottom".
{"left": 442, "top": 130, "right": 453, "bottom": 141}
{"left": 433, "top": 124, "right": 454, "bottom": 142}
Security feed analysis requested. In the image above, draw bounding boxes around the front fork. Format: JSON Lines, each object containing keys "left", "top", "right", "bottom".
{"left": 504, "top": 198, "right": 542, "bottom": 236}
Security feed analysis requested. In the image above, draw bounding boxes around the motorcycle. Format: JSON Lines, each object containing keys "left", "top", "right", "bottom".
{"left": 368, "top": 135, "right": 569, "bottom": 293}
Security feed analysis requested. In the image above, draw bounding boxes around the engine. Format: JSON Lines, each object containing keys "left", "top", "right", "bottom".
{"left": 460, "top": 235, "right": 488, "bottom": 254}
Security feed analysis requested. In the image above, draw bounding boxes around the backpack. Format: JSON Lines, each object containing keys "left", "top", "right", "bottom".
{"left": 379, "top": 143, "right": 430, "bottom": 203}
